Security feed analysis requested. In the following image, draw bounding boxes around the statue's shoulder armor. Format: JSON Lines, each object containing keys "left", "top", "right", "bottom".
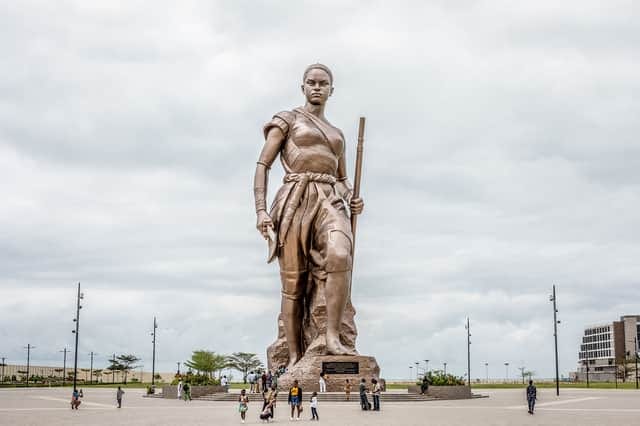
{"left": 263, "top": 110, "right": 296, "bottom": 140}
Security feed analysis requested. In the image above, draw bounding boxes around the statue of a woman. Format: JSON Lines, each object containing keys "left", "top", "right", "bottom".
{"left": 253, "top": 64, "right": 364, "bottom": 367}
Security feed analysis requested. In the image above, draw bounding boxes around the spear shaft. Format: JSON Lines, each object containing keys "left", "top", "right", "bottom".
{"left": 350, "top": 117, "right": 366, "bottom": 247}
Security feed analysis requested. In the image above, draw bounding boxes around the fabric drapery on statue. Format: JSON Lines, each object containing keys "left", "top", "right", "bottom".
{"left": 254, "top": 64, "right": 364, "bottom": 371}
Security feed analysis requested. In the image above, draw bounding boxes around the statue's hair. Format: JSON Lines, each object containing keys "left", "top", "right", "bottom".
{"left": 303, "top": 63, "right": 333, "bottom": 84}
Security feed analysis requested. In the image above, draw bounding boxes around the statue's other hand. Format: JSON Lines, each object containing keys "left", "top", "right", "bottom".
{"left": 350, "top": 197, "right": 364, "bottom": 215}
{"left": 256, "top": 210, "right": 274, "bottom": 239}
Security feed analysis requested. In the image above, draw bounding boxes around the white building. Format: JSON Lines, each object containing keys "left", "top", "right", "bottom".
{"left": 576, "top": 315, "right": 640, "bottom": 382}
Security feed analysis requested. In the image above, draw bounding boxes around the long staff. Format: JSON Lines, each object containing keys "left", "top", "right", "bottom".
{"left": 350, "top": 117, "right": 366, "bottom": 248}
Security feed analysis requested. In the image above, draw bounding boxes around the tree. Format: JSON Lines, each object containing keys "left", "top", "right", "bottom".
{"left": 116, "top": 354, "right": 140, "bottom": 384}
{"left": 184, "top": 350, "right": 228, "bottom": 378}
{"left": 226, "top": 352, "right": 263, "bottom": 383}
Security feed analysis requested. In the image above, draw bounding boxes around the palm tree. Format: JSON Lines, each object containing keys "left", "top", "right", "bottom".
{"left": 226, "top": 352, "right": 263, "bottom": 383}
{"left": 184, "top": 350, "right": 228, "bottom": 379}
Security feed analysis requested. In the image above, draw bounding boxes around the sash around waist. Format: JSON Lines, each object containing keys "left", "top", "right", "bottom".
{"left": 283, "top": 172, "right": 336, "bottom": 185}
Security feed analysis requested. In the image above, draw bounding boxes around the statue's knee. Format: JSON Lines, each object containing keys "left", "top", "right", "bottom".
{"left": 325, "top": 230, "right": 352, "bottom": 273}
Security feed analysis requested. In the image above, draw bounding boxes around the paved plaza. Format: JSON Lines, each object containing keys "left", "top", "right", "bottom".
{"left": 0, "top": 387, "right": 639, "bottom": 425}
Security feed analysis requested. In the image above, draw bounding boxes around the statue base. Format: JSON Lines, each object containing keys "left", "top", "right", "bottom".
{"left": 276, "top": 354, "right": 380, "bottom": 392}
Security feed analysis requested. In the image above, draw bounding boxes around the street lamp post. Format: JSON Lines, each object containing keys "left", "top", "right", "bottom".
{"left": 550, "top": 285, "right": 560, "bottom": 396}
{"left": 1, "top": 357, "right": 5, "bottom": 383}
{"left": 635, "top": 337, "right": 638, "bottom": 390}
{"left": 112, "top": 354, "right": 116, "bottom": 384}
{"left": 415, "top": 362, "right": 420, "bottom": 380}
{"left": 59, "top": 348, "right": 68, "bottom": 385}
{"left": 424, "top": 359, "right": 429, "bottom": 375}
{"left": 443, "top": 362, "right": 447, "bottom": 375}
{"left": 151, "top": 317, "right": 158, "bottom": 387}
{"left": 409, "top": 366, "right": 413, "bottom": 381}
{"left": 89, "top": 352, "right": 97, "bottom": 385}
{"left": 71, "top": 282, "right": 83, "bottom": 392}
{"left": 585, "top": 357, "right": 590, "bottom": 388}
{"left": 466, "top": 317, "right": 471, "bottom": 387}
{"left": 24, "top": 344, "right": 35, "bottom": 387}
{"left": 485, "top": 362, "right": 489, "bottom": 383}
{"left": 176, "top": 362, "right": 181, "bottom": 375}
{"left": 504, "top": 362, "right": 509, "bottom": 383}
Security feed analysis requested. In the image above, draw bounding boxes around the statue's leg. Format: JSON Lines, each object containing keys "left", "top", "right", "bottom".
{"left": 280, "top": 270, "right": 306, "bottom": 367}
{"left": 324, "top": 230, "right": 356, "bottom": 355}
{"left": 278, "top": 215, "right": 307, "bottom": 367}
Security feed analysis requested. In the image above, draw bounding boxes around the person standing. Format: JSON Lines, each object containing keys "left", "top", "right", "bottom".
{"left": 359, "top": 378, "right": 370, "bottom": 411}
{"left": 248, "top": 371, "right": 255, "bottom": 393}
{"left": 177, "top": 379, "right": 183, "bottom": 399}
{"left": 116, "top": 386, "right": 125, "bottom": 408}
{"left": 344, "top": 379, "right": 351, "bottom": 401}
{"left": 319, "top": 372, "right": 327, "bottom": 393}
{"left": 183, "top": 382, "right": 191, "bottom": 401}
{"left": 221, "top": 375, "right": 229, "bottom": 392}
{"left": 288, "top": 380, "right": 303, "bottom": 421}
{"left": 261, "top": 371, "right": 268, "bottom": 393}
{"left": 420, "top": 375, "right": 430, "bottom": 395}
{"left": 526, "top": 380, "right": 537, "bottom": 415}
{"left": 238, "top": 389, "right": 249, "bottom": 423}
{"left": 266, "top": 371, "right": 273, "bottom": 390}
{"left": 310, "top": 391, "right": 319, "bottom": 421}
{"left": 371, "top": 378, "right": 381, "bottom": 411}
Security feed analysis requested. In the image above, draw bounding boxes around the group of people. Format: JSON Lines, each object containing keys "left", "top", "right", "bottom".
{"left": 176, "top": 380, "right": 192, "bottom": 401}
{"left": 247, "top": 368, "right": 284, "bottom": 394}
{"left": 358, "top": 378, "right": 382, "bottom": 411}
{"left": 237, "top": 376, "right": 384, "bottom": 423}
{"left": 70, "top": 387, "right": 125, "bottom": 410}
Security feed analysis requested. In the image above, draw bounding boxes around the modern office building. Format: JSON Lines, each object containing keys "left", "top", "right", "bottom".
{"left": 575, "top": 315, "right": 640, "bottom": 382}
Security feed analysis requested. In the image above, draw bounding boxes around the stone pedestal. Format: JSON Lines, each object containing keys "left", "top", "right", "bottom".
{"left": 276, "top": 354, "right": 380, "bottom": 392}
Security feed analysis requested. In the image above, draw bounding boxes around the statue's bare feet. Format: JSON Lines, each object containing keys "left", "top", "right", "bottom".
{"left": 326, "top": 333, "right": 356, "bottom": 355}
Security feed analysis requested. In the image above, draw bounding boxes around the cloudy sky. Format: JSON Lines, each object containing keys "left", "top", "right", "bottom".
{"left": 1, "top": 1, "right": 639, "bottom": 381}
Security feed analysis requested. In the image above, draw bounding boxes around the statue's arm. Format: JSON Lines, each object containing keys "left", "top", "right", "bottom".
{"left": 335, "top": 154, "right": 353, "bottom": 203}
{"left": 336, "top": 150, "right": 364, "bottom": 215}
{"left": 254, "top": 127, "right": 285, "bottom": 237}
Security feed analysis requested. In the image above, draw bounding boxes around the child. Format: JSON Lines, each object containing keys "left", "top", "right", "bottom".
{"left": 344, "top": 379, "right": 351, "bottom": 401}
{"left": 259, "top": 399, "right": 274, "bottom": 422}
{"left": 310, "top": 391, "right": 319, "bottom": 421}
{"left": 318, "top": 372, "right": 326, "bottom": 393}
{"left": 238, "top": 389, "right": 249, "bottom": 423}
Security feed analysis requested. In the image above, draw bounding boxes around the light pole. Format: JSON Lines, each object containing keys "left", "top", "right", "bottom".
{"left": 635, "top": 336, "right": 638, "bottom": 390}
{"left": 443, "top": 362, "right": 447, "bottom": 375}
{"left": 176, "top": 362, "right": 181, "bottom": 375}
{"left": 59, "top": 348, "right": 68, "bottom": 385}
{"left": 415, "top": 362, "right": 420, "bottom": 380}
{"left": 485, "top": 362, "right": 489, "bottom": 383}
{"left": 89, "top": 352, "right": 97, "bottom": 385}
{"left": 151, "top": 316, "right": 158, "bottom": 387}
{"left": 549, "top": 285, "right": 560, "bottom": 396}
{"left": 24, "top": 344, "right": 35, "bottom": 387}
{"left": 409, "top": 366, "right": 413, "bottom": 381}
{"left": 1, "top": 357, "right": 5, "bottom": 383}
{"left": 112, "top": 354, "right": 116, "bottom": 384}
{"left": 504, "top": 362, "right": 509, "bottom": 383}
{"left": 585, "top": 357, "right": 590, "bottom": 388}
{"left": 71, "top": 282, "right": 83, "bottom": 392}
{"left": 466, "top": 317, "right": 471, "bottom": 387}
{"left": 424, "top": 360, "right": 429, "bottom": 376}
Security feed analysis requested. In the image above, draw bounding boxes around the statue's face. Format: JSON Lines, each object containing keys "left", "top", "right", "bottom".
{"left": 302, "top": 68, "right": 333, "bottom": 105}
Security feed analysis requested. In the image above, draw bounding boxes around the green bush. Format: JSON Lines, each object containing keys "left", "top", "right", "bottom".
{"left": 418, "top": 370, "right": 466, "bottom": 386}
{"left": 170, "top": 373, "right": 219, "bottom": 386}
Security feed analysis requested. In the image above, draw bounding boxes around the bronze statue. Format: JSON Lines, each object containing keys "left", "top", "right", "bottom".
{"left": 254, "top": 64, "right": 364, "bottom": 368}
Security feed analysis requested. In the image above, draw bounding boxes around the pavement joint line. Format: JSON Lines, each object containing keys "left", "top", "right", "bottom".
{"left": 505, "top": 396, "right": 602, "bottom": 409}
{"left": 31, "top": 395, "right": 115, "bottom": 407}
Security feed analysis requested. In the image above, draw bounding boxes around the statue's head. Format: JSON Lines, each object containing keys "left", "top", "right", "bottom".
{"left": 301, "top": 63, "right": 334, "bottom": 106}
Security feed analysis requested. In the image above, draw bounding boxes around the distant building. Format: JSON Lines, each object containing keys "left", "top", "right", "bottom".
{"left": 575, "top": 315, "right": 640, "bottom": 382}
